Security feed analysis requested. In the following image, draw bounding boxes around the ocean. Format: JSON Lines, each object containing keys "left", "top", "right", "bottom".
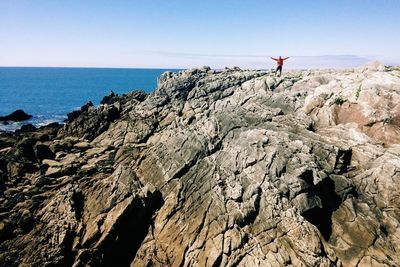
{"left": 0, "top": 67, "right": 177, "bottom": 131}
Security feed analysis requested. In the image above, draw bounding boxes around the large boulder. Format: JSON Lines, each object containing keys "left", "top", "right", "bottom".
{"left": 66, "top": 101, "right": 94, "bottom": 122}
{"left": 362, "top": 60, "right": 385, "bottom": 72}
{"left": 0, "top": 109, "right": 32, "bottom": 122}
{"left": 58, "top": 101, "right": 120, "bottom": 141}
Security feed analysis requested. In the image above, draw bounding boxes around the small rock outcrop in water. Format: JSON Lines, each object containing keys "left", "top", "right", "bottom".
{"left": 0, "top": 109, "right": 32, "bottom": 122}
{"left": 1, "top": 63, "right": 400, "bottom": 266}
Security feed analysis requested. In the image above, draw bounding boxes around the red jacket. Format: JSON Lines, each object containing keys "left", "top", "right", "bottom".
{"left": 271, "top": 57, "right": 289, "bottom": 66}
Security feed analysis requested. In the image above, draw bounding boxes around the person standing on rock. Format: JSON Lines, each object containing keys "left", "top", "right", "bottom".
{"left": 271, "top": 56, "right": 290, "bottom": 77}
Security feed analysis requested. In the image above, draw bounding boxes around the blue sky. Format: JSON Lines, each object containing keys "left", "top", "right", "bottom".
{"left": 1, "top": 0, "right": 399, "bottom": 69}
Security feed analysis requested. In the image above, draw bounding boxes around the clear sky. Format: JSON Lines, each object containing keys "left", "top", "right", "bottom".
{"left": 1, "top": 0, "right": 399, "bottom": 69}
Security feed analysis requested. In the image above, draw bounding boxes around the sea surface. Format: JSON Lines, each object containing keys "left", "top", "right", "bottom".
{"left": 0, "top": 67, "right": 177, "bottom": 131}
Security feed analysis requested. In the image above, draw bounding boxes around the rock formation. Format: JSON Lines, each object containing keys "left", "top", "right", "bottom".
{"left": 1, "top": 63, "right": 400, "bottom": 266}
{"left": 0, "top": 109, "right": 32, "bottom": 122}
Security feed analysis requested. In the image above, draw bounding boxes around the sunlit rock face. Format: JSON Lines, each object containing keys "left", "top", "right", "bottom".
{"left": 1, "top": 63, "right": 400, "bottom": 266}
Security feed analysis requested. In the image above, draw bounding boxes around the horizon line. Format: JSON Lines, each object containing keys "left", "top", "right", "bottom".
{"left": 0, "top": 64, "right": 395, "bottom": 70}
{"left": 0, "top": 65, "right": 184, "bottom": 70}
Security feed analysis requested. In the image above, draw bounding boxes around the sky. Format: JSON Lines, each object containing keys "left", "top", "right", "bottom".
{"left": 1, "top": 0, "right": 400, "bottom": 69}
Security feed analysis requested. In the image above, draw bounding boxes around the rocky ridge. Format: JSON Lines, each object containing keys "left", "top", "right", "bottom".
{"left": 1, "top": 62, "right": 400, "bottom": 266}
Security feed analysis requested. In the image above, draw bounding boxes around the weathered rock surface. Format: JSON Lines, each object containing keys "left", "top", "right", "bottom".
{"left": 1, "top": 63, "right": 400, "bottom": 266}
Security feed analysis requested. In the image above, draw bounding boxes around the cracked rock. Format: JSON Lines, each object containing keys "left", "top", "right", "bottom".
{"left": 1, "top": 63, "right": 400, "bottom": 266}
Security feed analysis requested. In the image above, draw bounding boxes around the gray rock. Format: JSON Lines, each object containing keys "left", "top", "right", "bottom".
{"left": 1, "top": 65, "right": 400, "bottom": 266}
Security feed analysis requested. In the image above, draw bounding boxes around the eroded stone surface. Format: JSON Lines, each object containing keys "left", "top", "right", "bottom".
{"left": 1, "top": 64, "right": 400, "bottom": 266}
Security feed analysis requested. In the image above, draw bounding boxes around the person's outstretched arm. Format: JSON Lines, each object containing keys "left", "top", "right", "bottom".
{"left": 283, "top": 57, "right": 290, "bottom": 60}
{"left": 271, "top": 57, "right": 278, "bottom": 61}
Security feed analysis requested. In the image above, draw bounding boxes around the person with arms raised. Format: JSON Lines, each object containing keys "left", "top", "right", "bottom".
{"left": 271, "top": 56, "right": 290, "bottom": 77}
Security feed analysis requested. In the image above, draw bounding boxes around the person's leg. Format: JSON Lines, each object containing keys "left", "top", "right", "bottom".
{"left": 275, "top": 66, "right": 279, "bottom": 76}
{"left": 277, "top": 66, "right": 282, "bottom": 77}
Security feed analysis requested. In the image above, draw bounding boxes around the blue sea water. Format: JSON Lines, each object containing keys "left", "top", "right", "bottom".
{"left": 0, "top": 67, "right": 176, "bottom": 131}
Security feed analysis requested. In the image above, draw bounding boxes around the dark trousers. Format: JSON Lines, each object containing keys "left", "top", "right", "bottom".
{"left": 276, "top": 65, "right": 282, "bottom": 76}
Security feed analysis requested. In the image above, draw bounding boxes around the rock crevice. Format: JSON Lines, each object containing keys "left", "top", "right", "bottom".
{"left": 1, "top": 64, "right": 400, "bottom": 266}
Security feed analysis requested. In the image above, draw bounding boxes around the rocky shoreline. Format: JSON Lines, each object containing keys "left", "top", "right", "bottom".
{"left": 1, "top": 63, "right": 400, "bottom": 266}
